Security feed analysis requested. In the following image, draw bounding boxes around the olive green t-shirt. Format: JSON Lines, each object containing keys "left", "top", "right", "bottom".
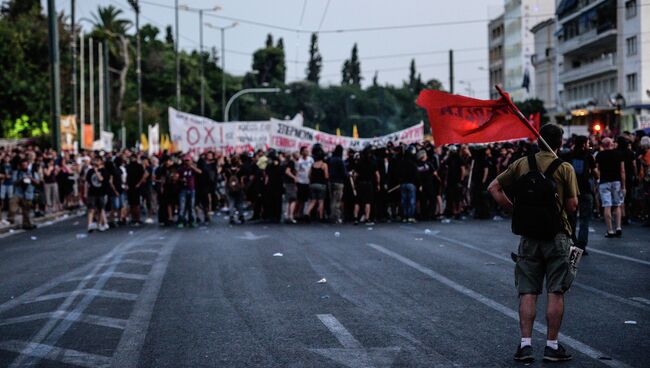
{"left": 496, "top": 151, "right": 579, "bottom": 236}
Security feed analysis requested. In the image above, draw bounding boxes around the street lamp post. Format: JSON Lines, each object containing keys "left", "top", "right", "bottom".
{"left": 206, "top": 21, "right": 238, "bottom": 121}
{"left": 128, "top": 0, "right": 143, "bottom": 141}
{"left": 47, "top": 0, "right": 61, "bottom": 151}
{"left": 175, "top": 0, "right": 180, "bottom": 109}
{"left": 224, "top": 88, "right": 284, "bottom": 122}
{"left": 180, "top": 5, "right": 222, "bottom": 116}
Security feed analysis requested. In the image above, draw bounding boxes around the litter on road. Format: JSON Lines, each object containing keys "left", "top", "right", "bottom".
{"left": 75, "top": 234, "right": 87, "bottom": 239}
{"left": 317, "top": 278, "right": 327, "bottom": 284}
{"left": 424, "top": 229, "right": 432, "bottom": 234}
{"left": 30, "top": 236, "right": 37, "bottom": 240}
{"left": 334, "top": 232, "right": 340, "bottom": 237}
{"left": 273, "top": 253, "right": 283, "bottom": 257}
{"left": 624, "top": 320, "right": 637, "bottom": 324}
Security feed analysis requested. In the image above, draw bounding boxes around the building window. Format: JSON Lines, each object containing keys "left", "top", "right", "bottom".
{"left": 626, "top": 36, "right": 637, "bottom": 56}
{"left": 625, "top": 0, "right": 637, "bottom": 18}
{"left": 626, "top": 73, "right": 637, "bottom": 92}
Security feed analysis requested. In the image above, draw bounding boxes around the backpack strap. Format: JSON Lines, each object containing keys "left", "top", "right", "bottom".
{"left": 544, "top": 158, "right": 563, "bottom": 179}
{"left": 527, "top": 154, "right": 538, "bottom": 173}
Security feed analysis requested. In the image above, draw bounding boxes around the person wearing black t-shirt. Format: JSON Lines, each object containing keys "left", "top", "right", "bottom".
{"left": 567, "top": 136, "right": 598, "bottom": 252}
{"left": 596, "top": 138, "right": 626, "bottom": 237}
{"left": 85, "top": 157, "right": 108, "bottom": 232}
{"left": 126, "top": 156, "right": 147, "bottom": 225}
{"left": 352, "top": 146, "right": 380, "bottom": 225}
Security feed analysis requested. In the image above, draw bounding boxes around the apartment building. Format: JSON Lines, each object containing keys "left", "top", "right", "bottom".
{"left": 556, "top": 0, "right": 650, "bottom": 132}
{"left": 530, "top": 18, "right": 558, "bottom": 118}
{"left": 488, "top": 14, "right": 505, "bottom": 100}
{"left": 503, "top": 0, "right": 556, "bottom": 101}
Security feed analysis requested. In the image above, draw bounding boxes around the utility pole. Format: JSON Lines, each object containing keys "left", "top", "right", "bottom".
{"left": 449, "top": 49, "right": 454, "bottom": 94}
{"left": 130, "top": 0, "right": 143, "bottom": 140}
{"left": 71, "top": 0, "right": 78, "bottom": 135}
{"left": 47, "top": 0, "right": 61, "bottom": 151}
{"left": 89, "top": 37, "right": 95, "bottom": 135}
{"left": 221, "top": 27, "right": 225, "bottom": 121}
{"left": 80, "top": 34, "right": 84, "bottom": 148}
{"left": 199, "top": 9, "right": 205, "bottom": 116}
{"left": 104, "top": 40, "right": 111, "bottom": 131}
{"left": 175, "top": 0, "right": 181, "bottom": 108}
{"left": 98, "top": 42, "right": 104, "bottom": 133}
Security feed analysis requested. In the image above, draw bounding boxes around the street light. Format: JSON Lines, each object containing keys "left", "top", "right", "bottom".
{"left": 178, "top": 5, "right": 222, "bottom": 117}
{"left": 205, "top": 21, "right": 238, "bottom": 121}
{"left": 224, "top": 88, "right": 287, "bottom": 122}
{"left": 127, "top": 0, "right": 143, "bottom": 141}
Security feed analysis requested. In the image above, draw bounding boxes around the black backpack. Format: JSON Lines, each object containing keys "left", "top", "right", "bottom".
{"left": 512, "top": 154, "right": 563, "bottom": 241}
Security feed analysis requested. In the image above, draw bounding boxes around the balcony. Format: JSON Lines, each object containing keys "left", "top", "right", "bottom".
{"left": 559, "top": 53, "right": 617, "bottom": 84}
{"left": 557, "top": 27, "right": 616, "bottom": 56}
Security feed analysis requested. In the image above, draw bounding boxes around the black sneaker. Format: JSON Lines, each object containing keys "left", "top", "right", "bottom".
{"left": 605, "top": 232, "right": 616, "bottom": 238}
{"left": 543, "top": 344, "right": 572, "bottom": 362}
{"left": 514, "top": 345, "right": 534, "bottom": 362}
{"left": 615, "top": 229, "right": 622, "bottom": 237}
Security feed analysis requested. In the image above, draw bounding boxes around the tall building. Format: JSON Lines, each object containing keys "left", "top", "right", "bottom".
{"left": 530, "top": 18, "right": 558, "bottom": 119}
{"left": 556, "top": 0, "right": 650, "bottom": 133}
{"left": 488, "top": 14, "right": 505, "bottom": 100}
{"left": 503, "top": 0, "right": 556, "bottom": 101}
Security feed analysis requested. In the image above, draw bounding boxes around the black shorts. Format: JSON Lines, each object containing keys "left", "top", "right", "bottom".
{"left": 297, "top": 183, "right": 310, "bottom": 202}
{"left": 87, "top": 195, "right": 106, "bottom": 211}
{"left": 356, "top": 181, "right": 374, "bottom": 205}
{"left": 127, "top": 189, "right": 141, "bottom": 206}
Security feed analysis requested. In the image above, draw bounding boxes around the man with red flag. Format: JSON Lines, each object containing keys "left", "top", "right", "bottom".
{"left": 416, "top": 90, "right": 536, "bottom": 145}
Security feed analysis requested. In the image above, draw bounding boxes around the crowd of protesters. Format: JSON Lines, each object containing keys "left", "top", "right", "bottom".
{"left": 1, "top": 130, "right": 649, "bottom": 245}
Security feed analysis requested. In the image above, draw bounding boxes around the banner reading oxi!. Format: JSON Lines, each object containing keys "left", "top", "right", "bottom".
{"left": 169, "top": 107, "right": 424, "bottom": 154}
{"left": 269, "top": 122, "right": 424, "bottom": 152}
{"left": 169, "top": 107, "right": 304, "bottom": 155}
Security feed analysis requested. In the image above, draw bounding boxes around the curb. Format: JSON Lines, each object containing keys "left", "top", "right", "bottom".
{"left": 0, "top": 210, "right": 84, "bottom": 235}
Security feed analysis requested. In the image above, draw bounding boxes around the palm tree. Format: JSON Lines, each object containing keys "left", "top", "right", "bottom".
{"left": 91, "top": 5, "right": 132, "bottom": 130}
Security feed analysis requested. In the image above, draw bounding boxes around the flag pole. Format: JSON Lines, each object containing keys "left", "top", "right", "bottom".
{"left": 494, "top": 85, "right": 557, "bottom": 158}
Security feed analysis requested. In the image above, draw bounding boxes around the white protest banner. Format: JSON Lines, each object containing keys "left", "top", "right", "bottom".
{"left": 270, "top": 121, "right": 424, "bottom": 152}
{"left": 148, "top": 123, "right": 160, "bottom": 156}
{"left": 169, "top": 107, "right": 224, "bottom": 155}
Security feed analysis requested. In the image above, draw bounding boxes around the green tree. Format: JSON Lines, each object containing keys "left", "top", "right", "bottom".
{"left": 515, "top": 98, "right": 549, "bottom": 124}
{"left": 91, "top": 5, "right": 132, "bottom": 130}
{"left": 250, "top": 34, "right": 286, "bottom": 86}
{"left": 341, "top": 60, "right": 351, "bottom": 85}
{"left": 306, "top": 33, "right": 321, "bottom": 84}
{"left": 276, "top": 37, "right": 284, "bottom": 50}
{"left": 349, "top": 43, "right": 361, "bottom": 86}
{"left": 408, "top": 59, "right": 417, "bottom": 90}
{"left": 372, "top": 71, "right": 378, "bottom": 87}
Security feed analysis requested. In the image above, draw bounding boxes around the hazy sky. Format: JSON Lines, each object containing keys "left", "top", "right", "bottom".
{"left": 44, "top": 0, "right": 516, "bottom": 98}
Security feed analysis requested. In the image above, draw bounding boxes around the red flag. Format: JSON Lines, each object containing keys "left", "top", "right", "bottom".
{"left": 416, "top": 90, "right": 536, "bottom": 145}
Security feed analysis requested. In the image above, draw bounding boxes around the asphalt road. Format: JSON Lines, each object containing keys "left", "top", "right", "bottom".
{"left": 0, "top": 214, "right": 647, "bottom": 368}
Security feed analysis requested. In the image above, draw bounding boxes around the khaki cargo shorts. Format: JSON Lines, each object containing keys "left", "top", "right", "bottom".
{"left": 514, "top": 233, "right": 575, "bottom": 295}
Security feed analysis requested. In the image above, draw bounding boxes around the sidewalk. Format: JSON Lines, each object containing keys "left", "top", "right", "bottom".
{"left": 0, "top": 209, "right": 83, "bottom": 235}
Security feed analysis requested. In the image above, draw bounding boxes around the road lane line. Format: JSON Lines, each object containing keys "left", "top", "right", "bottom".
{"left": 317, "top": 314, "right": 363, "bottom": 349}
{"left": 110, "top": 233, "right": 179, "bottom": 368}
{"left": 630, "top": 297, "right": 650, "bottom": 305}
{"left": 585, "top": 248, "right": 650, "bottom": 267}
{"left": 99, "top": 259, "right": 154, "bottom": 266}
{"left": 26, "top": 289, "right": 138, "bottom": 303}
{"left": 0, "top": 340, "right": 111, "bottom": 368}
{"left": 428, "top": 233, "right": 650, "bottom": 312}
{"left": 367, "top": 243, "right": 633, "bottom": 368}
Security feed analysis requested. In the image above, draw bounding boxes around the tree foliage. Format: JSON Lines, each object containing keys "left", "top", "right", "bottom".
{"left": 306, "top": 33, "right": 321, "bottom": 84}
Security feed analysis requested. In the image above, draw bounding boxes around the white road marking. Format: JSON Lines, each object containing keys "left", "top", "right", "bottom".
{"left": 100, "top": 259, "right": 154, "bottom": 266}
{"left": 26, "top": 289, "right": 138, "bottom": 303}
{"left": 124, "top": 249, "right": 161, "bottom": 255}
{"left": 429, "top": 233, "right": 650, "bottom": 312}
{"left": 630, "top": 297, "right": 650, "bottom": 305}
{"left": 367, "top": 242, "right": 633, "bottom": 368}
{"left": 0, "top": 310, "right": 127, "bottom": 330}
{"left": 7, "top": 233, "right": 147, "bottom": 367}
{"left": 237, "top": 231, "right": 269, "bottom": 240}
{"left": 311, "top": 314, "right": 401, "bottom": 368}
{"left": 0, "top": 340, "right": 111, "bottom": 368}
{"left": 110, "top": 234, "right": 179, "bottom": 368}
{"left": 67, "top": 271, "right": 148, "bottom": 282}
{"left": 317, "top": 314, "right": 362, "bottom": 349}
{"left": 585, "top": 247, "right": 650, "bottom": 267}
